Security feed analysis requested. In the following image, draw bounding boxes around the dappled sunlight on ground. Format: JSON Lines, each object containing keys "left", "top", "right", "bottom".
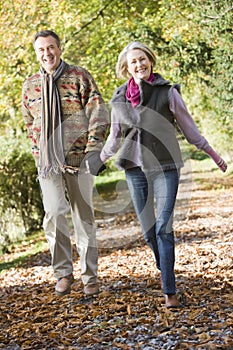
{"left": 0, "top": 165, "right": 232, "bottom": 349}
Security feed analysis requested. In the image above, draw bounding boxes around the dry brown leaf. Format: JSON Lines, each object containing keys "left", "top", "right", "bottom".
{"left": 0, "top": 168, "right": 232, "bottom": 348}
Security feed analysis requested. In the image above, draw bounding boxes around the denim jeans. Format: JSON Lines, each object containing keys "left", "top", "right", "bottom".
{"left": 125, "top": 166, "right": 180, "bottom": 294}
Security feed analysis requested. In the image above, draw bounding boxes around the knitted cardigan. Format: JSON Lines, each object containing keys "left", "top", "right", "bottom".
{"left": 22, "top": 63, "right": 109, "bottom": 168}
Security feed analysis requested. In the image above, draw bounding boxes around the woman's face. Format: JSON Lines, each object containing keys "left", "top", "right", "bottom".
{"left": 126, "top": 49, "right": 152, "bottom": 83}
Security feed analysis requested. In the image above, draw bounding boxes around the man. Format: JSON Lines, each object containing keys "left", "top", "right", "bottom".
{"left": 22, "top": 30, "right": 108, "bottom": 296}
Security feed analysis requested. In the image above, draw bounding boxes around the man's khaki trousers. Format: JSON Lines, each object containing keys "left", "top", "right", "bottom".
{"left": 39, "top": 171, "right": 98, "bottom": 285}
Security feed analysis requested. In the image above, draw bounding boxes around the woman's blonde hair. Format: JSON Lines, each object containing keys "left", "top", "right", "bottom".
{"left": 116, "top": 41, "right": 157, "bottom": 79}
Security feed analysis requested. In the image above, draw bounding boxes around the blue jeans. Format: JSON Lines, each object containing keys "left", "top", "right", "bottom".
{"left": 125, "top": 167, "right": 180, "bottom": 294}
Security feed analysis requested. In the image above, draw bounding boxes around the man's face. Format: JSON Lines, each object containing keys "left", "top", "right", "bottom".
{"left": 34, "top": 35, "right": 62, "bottom": 74}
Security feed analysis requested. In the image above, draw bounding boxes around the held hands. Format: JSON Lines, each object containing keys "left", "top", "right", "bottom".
{"left": 84, "top": 151, "right": 106, "bottom": 176}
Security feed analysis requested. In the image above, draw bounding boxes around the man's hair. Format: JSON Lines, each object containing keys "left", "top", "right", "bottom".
{"left": 33, "top": 30, "right": 61, "bottom": 48}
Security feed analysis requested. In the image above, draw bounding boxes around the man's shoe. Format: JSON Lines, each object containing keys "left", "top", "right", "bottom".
{"left": 84, "top": 283, "right": 99, "bottom": 296}
{"left": 55, "top": 274, "right": 74, "bottom": 296}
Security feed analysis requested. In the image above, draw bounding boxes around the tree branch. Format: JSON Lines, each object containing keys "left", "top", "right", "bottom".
{"left": 202, "top": 5, "right": 233, "bottom": 21}
{"left": 73, "top": 1, "right": 113, "bottom": 35}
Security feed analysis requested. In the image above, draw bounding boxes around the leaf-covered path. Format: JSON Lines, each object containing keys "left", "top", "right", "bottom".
{"left": 0, "top": 163, "right": 233, "bottom": 349}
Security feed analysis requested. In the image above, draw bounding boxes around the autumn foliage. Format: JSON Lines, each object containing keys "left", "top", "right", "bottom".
{"left": 0, "top": 164, "right": 232, "bottom": 349}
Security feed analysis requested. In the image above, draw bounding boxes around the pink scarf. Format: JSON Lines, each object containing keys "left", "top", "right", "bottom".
{"left": 126, "top": 73, "right": 155, "bottom": 107}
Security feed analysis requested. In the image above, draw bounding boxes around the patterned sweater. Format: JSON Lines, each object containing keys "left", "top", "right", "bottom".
{"left": 22, "top": 63, "right": 109, "bottom": 168}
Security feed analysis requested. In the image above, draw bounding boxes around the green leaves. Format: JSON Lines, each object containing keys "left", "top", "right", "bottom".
{"left": 0, "top": 135, "right": 43, "bottom": 242}
{"left": 0, "top": 0, "right": 232, "bottom": 144}
{"left": 0, "top": 0, "right": 232, "bottom": 248}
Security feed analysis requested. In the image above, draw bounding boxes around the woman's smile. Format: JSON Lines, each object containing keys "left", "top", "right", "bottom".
{"left": 127, "top": 49, "right": 152, "bottom": 83}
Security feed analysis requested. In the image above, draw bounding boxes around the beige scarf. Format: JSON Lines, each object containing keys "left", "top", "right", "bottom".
{"left": 39, "top": 60, "right": 66, "bottom": 178}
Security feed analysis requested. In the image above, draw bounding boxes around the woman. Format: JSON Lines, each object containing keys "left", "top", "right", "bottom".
{"left": 100, "top": 42, "right": 227, "bottom": 308}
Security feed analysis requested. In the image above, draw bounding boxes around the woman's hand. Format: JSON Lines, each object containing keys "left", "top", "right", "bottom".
{"left": 205, "top": 146, "right": 227, "bottom": 172}
{"left": 216, "top": 158, "right": 227, "bottom": 172}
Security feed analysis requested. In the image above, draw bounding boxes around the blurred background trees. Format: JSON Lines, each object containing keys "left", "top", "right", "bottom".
{"left": 0, "top": 0, "right": 232, "bottom": 250}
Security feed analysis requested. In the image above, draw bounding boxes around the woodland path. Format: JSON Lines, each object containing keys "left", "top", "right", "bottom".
{"left": 0, "top": 160, "right": 232, "bottom": 349}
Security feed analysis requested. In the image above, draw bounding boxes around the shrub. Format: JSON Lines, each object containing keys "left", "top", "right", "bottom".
{"left": 0, "top": 134, "right": 44, "bottom": 252}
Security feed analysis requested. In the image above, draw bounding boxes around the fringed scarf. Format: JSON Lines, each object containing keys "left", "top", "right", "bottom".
{"left": 126, "top": 73, "right": 155, "bottom": 107}
{"left": 39, "top": 60, "right": 66, "bottom": 178}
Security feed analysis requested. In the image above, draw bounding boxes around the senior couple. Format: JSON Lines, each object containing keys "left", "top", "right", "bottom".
{"left": 22, "top": 30, "right": 227, "bottom": 308}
